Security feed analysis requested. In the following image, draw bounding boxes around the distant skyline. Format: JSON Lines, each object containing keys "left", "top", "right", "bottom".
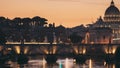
{"left": 0, "top": 0, "right": 120, "bottom": 27}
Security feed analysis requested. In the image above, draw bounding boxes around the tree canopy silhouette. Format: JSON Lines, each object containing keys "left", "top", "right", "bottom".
{"left": 69, "top": 33, "right": 83, "bottom": 43}
{"left": 32, "top": 16, "right": 47, "bottom": 27}
{"left": 0, "top": 29, "right": 6, "bottom": 44}
{"left": 0, "top": 16, "right": 68, "bottom": 43}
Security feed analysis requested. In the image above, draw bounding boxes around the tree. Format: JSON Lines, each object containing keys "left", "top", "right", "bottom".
{"left": 13, "top": 17, "right": 22, "bottom": 29}
{"left": 46, "top": 24, "right": 54, "bottom": 44}
{"left": 32, "top": 16, "right": 41, "bottom": 27}
{"left": 22, "top": 17, "right": 31, "bottom": 29}
{"left": 13, "top": 17, "right": 22, "bottom": 42}
{"left": 0, "top": 29, "right": 6, "bottom": 44}
{"left": 0, "top": 16, "right": 6, "bottom": 23}
{"left": 3, "top": 18, "right": 12, "bottom": 41}
{"left": 0, "top": 17, "right": 6, "bottom": 28}
{"left": 22, "top": 17, "right": 32, "bottom": 42}
{"left": 69, "top": 33, "right": 83, "bottom": 44}
{"left": 55, "top": 25, "right": 67, "bottom": 43}
{"left": 40, "top": 18, "right": 48, "bottom": 27}
{"left": 32, "top": 16, "right": 47, "bottom": 27}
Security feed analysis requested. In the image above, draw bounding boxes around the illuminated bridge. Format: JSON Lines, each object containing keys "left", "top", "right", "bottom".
{"left": 0, "top": 42, "right": 120, "bottom": 65}
{"left": 0, "top": 42, "right": 119, "bottom": 58}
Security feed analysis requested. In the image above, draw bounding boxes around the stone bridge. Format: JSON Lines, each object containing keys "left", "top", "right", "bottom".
{"left": 0, "top": 42, "right": 120, "bottom": 58}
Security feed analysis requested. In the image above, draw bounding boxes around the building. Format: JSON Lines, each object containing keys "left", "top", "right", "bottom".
{"left": 89, "top": 27, "right": 112, "bottom": 44}
{"left": 88, "top": 0, "right": 120, "bottom": 44}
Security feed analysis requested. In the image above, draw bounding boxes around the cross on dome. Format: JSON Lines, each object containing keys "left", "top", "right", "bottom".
{"left": 111, "top": 0, "right": 114, "bottom": 6}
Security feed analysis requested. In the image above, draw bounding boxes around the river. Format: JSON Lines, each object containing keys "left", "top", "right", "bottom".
{"left": 3, "top": 58, "right": 118, "bottom": 68}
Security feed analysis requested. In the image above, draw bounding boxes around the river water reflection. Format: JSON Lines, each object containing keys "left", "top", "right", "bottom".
{"left": 4, "top": 58, "right": 120, "bottom": 68}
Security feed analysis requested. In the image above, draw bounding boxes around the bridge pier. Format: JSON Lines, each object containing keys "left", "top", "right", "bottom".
{"left": 105, "top": 54, "right": 115, "bottom": 63}
{"left": 45, "top": 54, "right": 57, "bottom": 64}
{"left": 115, "top": 47, "right": 120, "bottom": 62}
{"left": 45, "top": 43, "right": 58, "bottom": 64}
{"left": 104, "top": 45, "right": 117, "bottom": 63}
{"left": 17, "top": 54, "right": 29, "bottom": 66}
{"left": 74, "top": 54, "right": 87, "bottom": 64}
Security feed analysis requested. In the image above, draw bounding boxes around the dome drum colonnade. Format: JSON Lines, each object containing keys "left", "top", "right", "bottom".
{"left": 104, "top": 0, "right": 120, "bottom": 22}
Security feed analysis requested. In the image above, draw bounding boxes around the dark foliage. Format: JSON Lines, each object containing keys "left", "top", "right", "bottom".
{"left": 69, "top": 33, "right": 83, "bottom": 43}
{"left": 0, "top": 29, "right": 6, "bottom": 44}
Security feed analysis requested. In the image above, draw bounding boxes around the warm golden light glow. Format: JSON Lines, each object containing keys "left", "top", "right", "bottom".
{"left": 6, "top": 42, "right": 57, "bottom": 44}
{"left": 43, "top": 49, "right": 49, "bottom": 54}
{"left": 83, "top": 49, "right": 86, "bottom": 54}
{"left": 89, "top": 59, "right": 92, "bottom": 68}
{"left": 104, "top": 61, "right": 106, "bottom": 66}
{"left": 113, "top": 64, "right": 115, "bottom": 68}
{"left": 40, "top": 45, "right": 57, "bottom": 54}
{"left": 106, "top": 64, "right": 115, "bottom": 68}
{"left": 73, "top": 47, "right": 79, "bottom": 54}
{"left": 79, "top": 46, "right": 86, "bottom": 54}
{"left": 39, "top": 46, "right": 49, "bottom": 54}
{"left": 24, "top": 46, "right": 29, "bottom": 54}
{"left": 65, "top": 58, "right": 69, "bottom": 68}
{"left": 0, "top": 46, "right": 3, "bottom": 51}
{"left": 14, "top": 46, "right": 20, "bottom": 54}
{"left": 73, "top": 46, "right": 86, "bottom": 54}
{"left": 42, "top": 57, "right": 46, "bottom": 68}
{"left": 90, "top": 42, "right": 94, "bottom": 44}
{"left": 112, "top": 47, "right": 117, "bottom": 54}
{"left": 7, "top": 48, "right": 12, "bottom": 51}
{"left": 52, "top": 46, "right": 57, "bottom": 54}
{"left": 104, "top": 46, "right": 117, "bottom": 54}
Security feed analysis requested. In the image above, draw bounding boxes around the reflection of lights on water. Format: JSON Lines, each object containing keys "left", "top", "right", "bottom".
{"left": 104, "top": 61, "right": 115, "bottom": 68}
{"left": 65, "top": 58, "right": 69, "bottom": 68}
{"left": 113, "top": 64, "right": 115, "bottom": 68}
{"left": 104, "top": 62, "right": 106, "bottom": 66}
{"left": 59, "top": 62, "right": 62, "bottom": 68}
{"left": 43, "top": 57, "right": 46, "bottom": 68}
{"left": 83, "top": 64, "right": 86, "bottom": 68}
{"left": 106, "top": 63, "right": 115, "bottom": 68}
{"left": 89, "top": 59, "right": 92, "bottom": 68}
{"left": 73, "top": 59, "right": 76, "bottom": 64}
{"left": 57, "top": 59, "right": 74, "bottom": 68}
{"left": 28, "top": 59, "right": 47, "bottom": 68}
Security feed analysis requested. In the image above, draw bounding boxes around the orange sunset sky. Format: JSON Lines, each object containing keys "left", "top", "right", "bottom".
{"left": 0, "top": 0, "right": 120, "bottom": 27}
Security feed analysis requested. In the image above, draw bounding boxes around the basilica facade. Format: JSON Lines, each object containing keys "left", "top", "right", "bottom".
{"left": 88, "top": 0, "right": 120, "bottom": 44}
